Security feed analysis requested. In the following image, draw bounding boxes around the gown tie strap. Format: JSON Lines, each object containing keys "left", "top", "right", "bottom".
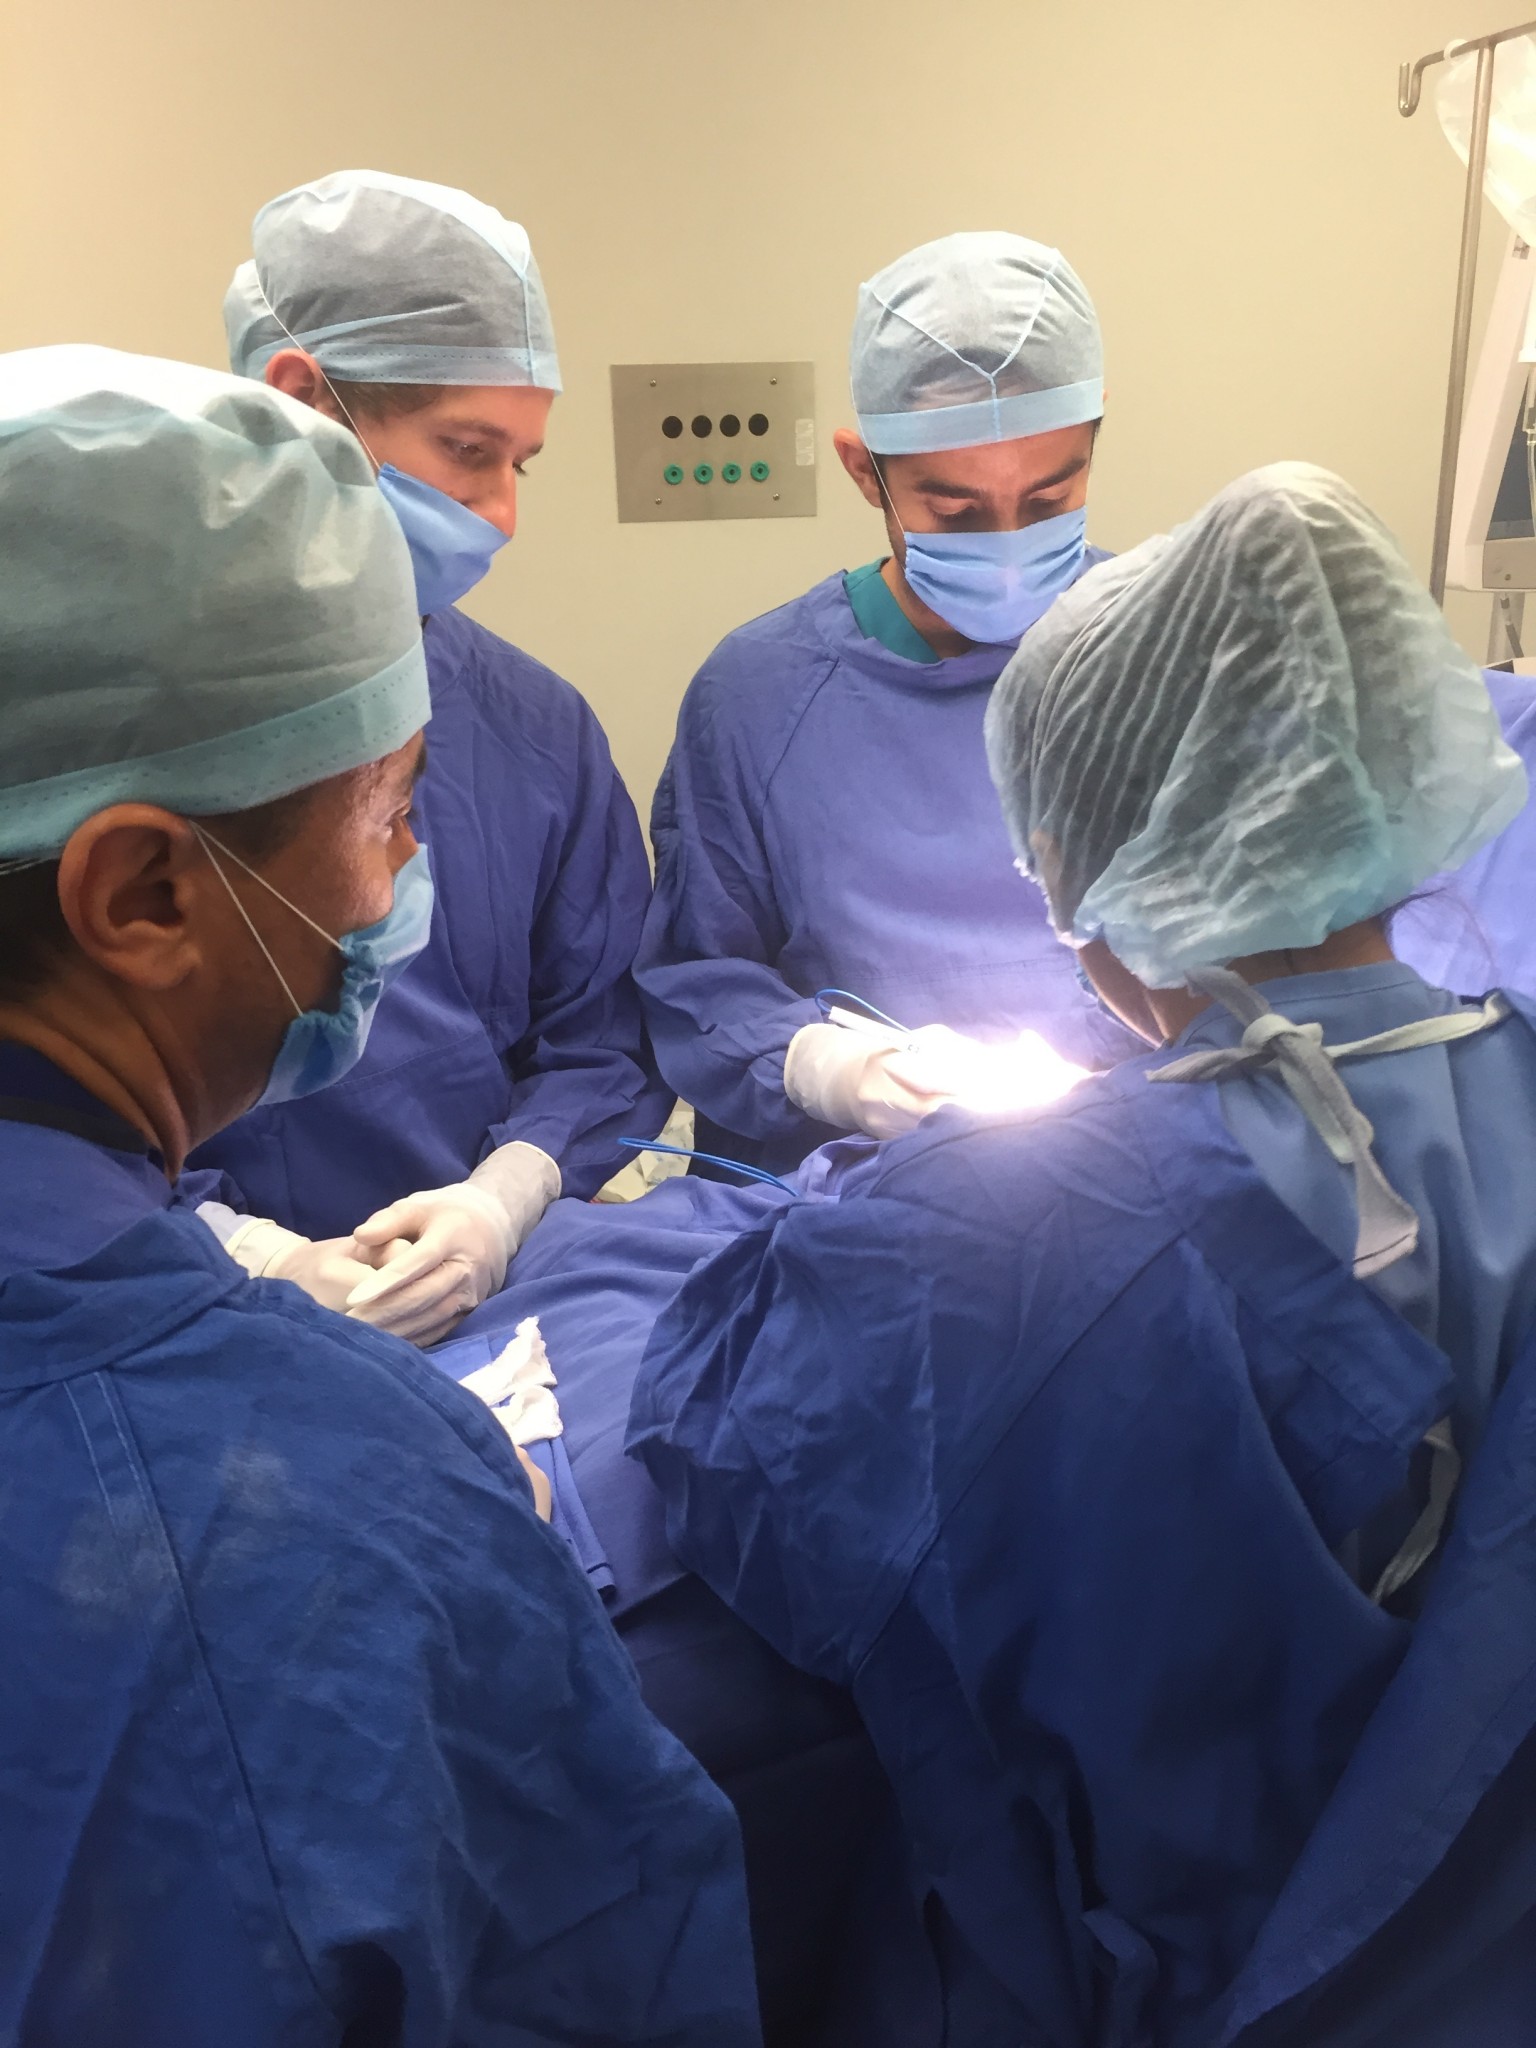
{"left": 1150, "top": 969, "right": 1508, "bottom": 1280}
{"left": 1150, "top": 970, "right": 1507, "bottom": 1607}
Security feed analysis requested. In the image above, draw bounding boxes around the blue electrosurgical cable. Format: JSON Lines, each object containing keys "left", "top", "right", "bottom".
{"left": 814, "top": 987, "right": 911, "bottom": 1033}
{"left": 617, "top": 1137, "right": 800, "bottom": 1197}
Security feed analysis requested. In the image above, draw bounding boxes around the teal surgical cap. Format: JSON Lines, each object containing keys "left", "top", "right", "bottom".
{"left": 225, "top": 169, "right": 562, "bottom": 390}
{"left": 985, "top": 462, "right": 1526, "bottom": 987}
{"left": 0, "top": 344, "right": 430, "bottom": 864}
{"left": 851, "top": 231, "right": 1102, "bottom": 456}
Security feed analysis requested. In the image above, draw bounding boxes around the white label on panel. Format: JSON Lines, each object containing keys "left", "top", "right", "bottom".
{"left": 795, "top": 418, "right": 816, "bottom": 467}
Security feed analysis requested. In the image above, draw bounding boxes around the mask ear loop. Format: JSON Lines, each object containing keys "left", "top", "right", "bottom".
{"left": 864, "top": 441, "right": 901, "bottom": 523}
{"left": 191, "top": 823, "right": 344, "bottom": 1020}
{"left": 250, "top": 268, "right": 384, "bottom": 476}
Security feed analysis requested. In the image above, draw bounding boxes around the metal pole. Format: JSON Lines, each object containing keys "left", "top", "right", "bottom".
{"left": 1429, "top": 42, "right": 1497, "bottom": 603}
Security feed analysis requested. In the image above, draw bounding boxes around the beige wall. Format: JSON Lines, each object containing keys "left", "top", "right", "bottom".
{"left": 2, "top": 0, "right": 1522, "bottom": 806}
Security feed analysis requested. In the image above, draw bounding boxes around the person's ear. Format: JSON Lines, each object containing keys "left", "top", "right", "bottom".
{"left": 55, "top": 807, "right": 210, "bottom": 994}
{"left": 263, "top": 348, "right": 329, "bottom": 412}
{"left": 833, "top": 428, "right": 885, "bottom": 510}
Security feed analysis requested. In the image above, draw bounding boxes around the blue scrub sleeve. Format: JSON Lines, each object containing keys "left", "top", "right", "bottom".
{"left": 487, "top": 715, "right": 675, "bottom": 1192}
{"left": 638, "top": 715, "right": 823, "bottom": 1144}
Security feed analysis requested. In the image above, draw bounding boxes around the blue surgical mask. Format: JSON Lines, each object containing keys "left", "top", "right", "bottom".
{"left": 900, "top": 504, "right": 1088, "bottom": 644}
{"left": 377, "top": 464, "right": 509, "bottom": 616}
{"left": 194, "top": 829, "right": 434, "bottom": 1105}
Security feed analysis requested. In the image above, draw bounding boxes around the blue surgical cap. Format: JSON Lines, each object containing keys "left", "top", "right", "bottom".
{"left": 0, "top": 344, "right": 430, "bottom": 864}
{"left": 985, "top": 462, "right": 1527, "bottom": 987}
{"left": 225, "top": 169, "right": 562, "bottom": 389}
{"left": 851, "top": 231, "right": 1102, "bottom": 455}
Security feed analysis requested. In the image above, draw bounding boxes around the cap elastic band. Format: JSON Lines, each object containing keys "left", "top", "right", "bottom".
{"left": 0, "top": 642, "right": 430, "bottom": 862}
{"left": 857, "top": 375, "right": 1103, "bottom": 455}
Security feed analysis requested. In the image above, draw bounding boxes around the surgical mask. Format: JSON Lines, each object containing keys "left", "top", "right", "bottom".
{"left": 901, "top": 505, "right": 1088, "bottom": 643}
{"left": 194, "top": 828, "right": 434, "bottom": 1105}
{"left": 377, "top": 464, "right": 509, "bottom": 616}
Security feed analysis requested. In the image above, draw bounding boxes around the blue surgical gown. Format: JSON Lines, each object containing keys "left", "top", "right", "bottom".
{"left": 0, "top": 1054, "right": 759, "bottom": 2047}
{"left": 634, "top": 563, "right": 1143, "bottom": 1172}
{"left": 631, "top": 965, "right": 1536, "bottom": 2045}
{"left": 437, "top": 1176, "right": 918, "bottom": 2047}
{"left": 193, "top": 606, "right": 673, "bottom": 1235}
{"left": 1395, "top": 667, "right": 1536, "bottom": 999}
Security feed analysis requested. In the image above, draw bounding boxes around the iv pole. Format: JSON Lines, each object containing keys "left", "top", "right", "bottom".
{"left": 1398, "top": 22, "right": 1536, "bottom": 604}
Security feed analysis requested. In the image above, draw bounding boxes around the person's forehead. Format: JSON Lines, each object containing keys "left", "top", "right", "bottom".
{"left": 419, "top": 386, "right": 554, "bottom": 434}
{"left": 888, "top": 421, "right": 1095, "bottom": 495}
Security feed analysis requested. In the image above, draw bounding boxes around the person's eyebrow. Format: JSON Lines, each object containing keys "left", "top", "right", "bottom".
{"left": 911, "top": 451, "right": 1090, "bottom": 500}
{"left": 1021, "top": 454, "right": 1091, "bottom": 495}
{"left": 407, "top": 736, "right": 429, "bottom": 785}
{"left": 913, "top": 476, "right": 986, "bottom": 499}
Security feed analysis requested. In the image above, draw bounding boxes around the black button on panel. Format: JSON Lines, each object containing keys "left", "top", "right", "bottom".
{"left": 692, "top": 414, "right": 713, "bottom": 438}
{"left": 661, "top": 415, "right": 683, "bottom": 439}
{"left": 748, "top": 412, "right": 770, "bottom": 436}
{"left": 719, "top": 413, "right": 741, "bottom": 437}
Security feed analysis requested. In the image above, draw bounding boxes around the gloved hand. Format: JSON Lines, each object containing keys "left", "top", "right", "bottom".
{"left": 785, "top": 1020, "right": 1086, "bottom": 1140}
{"left": 887, "top": 1023, "right": 1088, "bottom": 1114}
{"left": 783, "top": 1020, "right": 961, "bottom": 1141}
{"left": 345, "top": 1141, "right": 562, "bottom": 1346}
{"left": 219, "top": 1213, "right": 384, "bottom": 1313}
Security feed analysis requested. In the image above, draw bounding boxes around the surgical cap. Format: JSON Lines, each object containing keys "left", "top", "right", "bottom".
{"left": 225, "top": 169, "right": 562, "bottom": 389}
{"left": 851, "top": 231, "right": 1102, "bottom": 456}
{"left": 0, "top": 344, "right": 430, "bottom": 863}
{"left": 985, "top": 462, "right": 1526, "bottom": 987}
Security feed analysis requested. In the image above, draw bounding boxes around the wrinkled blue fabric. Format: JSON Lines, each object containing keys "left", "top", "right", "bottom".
{"left": 1200, "top": 963, "right": 1536, "bottom": 1447}
{"left": 631, "top": 974, "right": 1536, "bottom": 2046}
{"left": 193, "top": 605, "right": 672, "bottom": 1234}
{"left": 0, "top": 1087, "right": 761, "bottom": 2047}
{"left": 636, "top": 562, "right": 1143, "bottom": 1172}
{"left": 1395, "top": 669, "right": 1536, "bottom": 1000}
{"left": 437, "top": 1179, "right": 934, "bottom": 2046}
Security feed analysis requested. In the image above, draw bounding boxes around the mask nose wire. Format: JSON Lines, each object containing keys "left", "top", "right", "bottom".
{"left": 250, "top": 267, "right": 384, "bottom": 476}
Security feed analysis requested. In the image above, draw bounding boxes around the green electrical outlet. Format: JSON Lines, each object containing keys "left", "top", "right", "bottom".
{"left": 750, "top": 460, "right": 771, "bottom": 482}
{"left": 693, "top": 462, "right": 714, "bottom": 484}
{"left": 721, "top": 461, "right": 742, "bottom": 483}
{"left": 663, "top": 462, "right": 684, "bottom": 484}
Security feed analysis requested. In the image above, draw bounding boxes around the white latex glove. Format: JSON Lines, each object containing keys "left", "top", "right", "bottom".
{"left": 887, "top": 1024, "right": 1088, "bottom": 1115}
{"left": 784, "top": 1020, "right": 960, "bottom": 1141}
{"left": 218, "top": 1213, "right": 384, "bottom": 1313}
{"left": 785, "top": 1020, "right": 1088, "bottom": 1142}
{"left": 345, "top": 1142, "right": 562, "bottom": 1346}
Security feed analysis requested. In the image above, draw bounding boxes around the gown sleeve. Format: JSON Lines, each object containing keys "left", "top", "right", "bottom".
{"left": 635, "top": 656, "right": 824, "bottom": 1145}
{"left": 195, "top": 1293, "right": 764, "bottom": 2045}
{"left": 629, "top": 1191, "right": 966, "bottom": 1681}
{"left": 487, "top": 689, "right": 676, "bottom": 1196}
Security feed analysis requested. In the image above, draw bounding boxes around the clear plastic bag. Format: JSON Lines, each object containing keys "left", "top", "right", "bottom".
{"left": 1439, "top": 34, "right": 1536, "bottom": 244}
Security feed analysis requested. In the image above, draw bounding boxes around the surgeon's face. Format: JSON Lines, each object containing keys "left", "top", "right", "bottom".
{"left": 264, "top": 352, "right": 553, "bottom": 538}
{"left": 206, "top": 736, "right": 427, "bottom": 1037}
{"left": 28, "top": 736, "right": 427, "bottom": 1167}
{"left": 338, "top": 385, "right": 555, "bottom": 538}
{"left": 833, "top": 419, "right": 1095, "bottom": 544}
